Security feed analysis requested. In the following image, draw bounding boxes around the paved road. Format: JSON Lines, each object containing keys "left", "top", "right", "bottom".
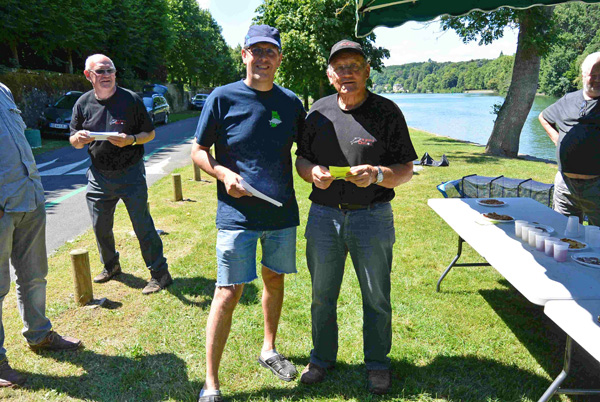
{"left": 38, "top": 116, "right": 201, "bottom": 255}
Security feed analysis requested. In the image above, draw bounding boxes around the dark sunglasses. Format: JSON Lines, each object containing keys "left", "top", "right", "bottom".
{"left": 90, "top": 68, "right": 116, "bottom": 75}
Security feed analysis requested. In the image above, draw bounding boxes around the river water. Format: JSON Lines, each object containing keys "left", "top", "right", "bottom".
{"left": 382, "top": 93, "right": 559, "bottom": 161}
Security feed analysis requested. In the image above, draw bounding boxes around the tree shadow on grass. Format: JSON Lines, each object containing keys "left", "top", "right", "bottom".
{"left": 167, "top": 276, "right": 259, "bottom": 308}
{"left": 480, "top": 285, "right": 600, "bottom": 401}
{"left": 21, "top": 349, "right": 202, "bottom": 401}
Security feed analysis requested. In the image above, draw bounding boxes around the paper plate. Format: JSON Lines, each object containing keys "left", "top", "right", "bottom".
{"left": 481, "top": 212, "right": 514, "bottom": 223}
{"left": 571, "top": 253, "right": 600, "bottom": 268}
{"left": 477, "top": 199, "right": 506, "bottom": 207}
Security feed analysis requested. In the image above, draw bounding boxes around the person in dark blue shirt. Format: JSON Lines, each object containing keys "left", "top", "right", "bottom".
{"left": 191, "top": 25, "right": 305, "bottom": 402}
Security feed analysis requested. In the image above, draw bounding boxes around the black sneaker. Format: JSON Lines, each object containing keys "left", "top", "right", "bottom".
{"left": 93, "top": 263, "right": 122, "bottom": 283}
{"left": 142, "top": 271, "right": 173, "bottom": 295}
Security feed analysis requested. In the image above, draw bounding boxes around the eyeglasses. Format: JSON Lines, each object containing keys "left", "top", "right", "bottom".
{"left": 247, "top": 47, "right": 279, "bottom": 58}
{"left": 330, "top": 63, "right": 365, "bottom": 75}
{"left": 89, "top": 68, "right": 116, "bottom": 75}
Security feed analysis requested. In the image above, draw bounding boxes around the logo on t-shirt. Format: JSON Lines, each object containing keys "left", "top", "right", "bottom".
{"left": 350, "top": 137, "right": 375, "bottom": 146}
{"left": 110, "top": 118, "right": 126, "bottom": 126}
{"left": 269, "top": 111, "right": 282, "bottom": 128}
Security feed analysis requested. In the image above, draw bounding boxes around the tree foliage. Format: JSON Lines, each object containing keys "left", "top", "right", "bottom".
{"left": 370, "top": 56, "right": 514, "bottom": 94}
{"left": 538, "top": 2, "right": 600, "bottom": 97}
{"left": 254, "top": 0, "right": 389, "bottom": 107}
{"left": 0, "top": 0, "right": 237, "bottom": 87}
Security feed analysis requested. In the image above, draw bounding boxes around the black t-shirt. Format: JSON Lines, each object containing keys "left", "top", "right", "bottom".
{"left": 70, "top": 87, "right": 154, "bottom": 171}
{"left": 296, "top": 92, "right": 417, "bottom": 206}
{"left": 542, "top": 89, "right": 600, "bottom": 174}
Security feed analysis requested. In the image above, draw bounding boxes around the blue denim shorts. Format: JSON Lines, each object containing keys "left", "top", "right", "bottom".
{"left": 215, "top": 226, "right": 297, "bottom": 286}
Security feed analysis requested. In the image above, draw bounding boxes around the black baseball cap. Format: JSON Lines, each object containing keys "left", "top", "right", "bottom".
{"left": 244, "top": 25, "right": 281, "bottom": 50}
{"left": 328, "top": 39, "right": 366, "bottom": 64}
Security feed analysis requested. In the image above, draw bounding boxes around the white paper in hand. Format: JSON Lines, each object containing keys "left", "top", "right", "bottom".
{"left": 240, "top": 179, "right": 283, "bottom": 207}
{"left": 89, "top": 132, "right": 120, "bottom": 141}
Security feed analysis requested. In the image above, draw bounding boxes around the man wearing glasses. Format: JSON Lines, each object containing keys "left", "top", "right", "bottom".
{"left": 539, "top": 52, "right": 600, "bottom": 225}
{"left": 191, "top": 25, "right": 305, "bottom": 402}
{"left": 70, "top": 54, "right": 172, "bottom": 295}
{"left": 295, "top": 40, "right": 417, "bottom": 395}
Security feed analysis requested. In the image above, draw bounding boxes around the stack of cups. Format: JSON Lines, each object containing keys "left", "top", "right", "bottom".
{"left": 545, "top": 237, "right": 559, "bottom": 256}
{"left": 564, "top": 216, "right": 580, "bottom": 238}
{"left": 554, "top": 241, "right": 569, "bottom": 262}
{"left": 536, "top": 232, "right": 550, "bottom": 252}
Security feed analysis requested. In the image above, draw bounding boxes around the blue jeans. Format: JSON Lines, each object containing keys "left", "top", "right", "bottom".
{"left": 305, "top": 202, "right": 395, "bottom": 370}
{"left": 0, "top": 203, "right": 52, "bottom": 360}
{"left": 216, "top": 227, "right": 297, "bottom": 286}
{"left": 86, "top": 160, "right": 168, "bottom": 276}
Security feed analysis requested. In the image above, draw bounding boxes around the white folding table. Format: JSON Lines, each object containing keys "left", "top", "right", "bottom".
{"left": 428, "top": 197, "right": 600, "bottom": 400}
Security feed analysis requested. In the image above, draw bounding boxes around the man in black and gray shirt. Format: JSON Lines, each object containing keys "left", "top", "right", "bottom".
{"left": 70, "top": 54, "right": 172, "bottom": 294}
{"left": 539, "top": 52, "right": 600, "bottom": 225}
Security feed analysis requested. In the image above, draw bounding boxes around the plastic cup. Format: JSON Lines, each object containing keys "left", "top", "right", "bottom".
{"left": 529, "top": 228, "right": 542, "bottom": 247}
{"left": 536, "top": 232, "right": 550, "bottom": 252}
{"left": 554, "top": 241, "right": 569, "bottom": 262}
{"left": 545, "top": 237, "right": 558, "bottom": 256}
{"left": 585, "top": 225, "right": 599, "bottom": 243}
{"left": 521, "top": 225, "right": 533, "bottom": 242}
{"left": 515, "top": 220, "right": 528, "bottom": 237}
{"left": 564, "top": 216, "right": 580, "bottom": 237}
{"left": 588, "top": 229, "right": 600, "bottom": 249}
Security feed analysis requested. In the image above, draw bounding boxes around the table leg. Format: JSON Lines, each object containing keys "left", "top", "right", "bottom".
{"left": 436, "top": 236, "right": 490, "bottom": 292}
{"left": 538, "top": 336, "right": 600, "bottom": 401}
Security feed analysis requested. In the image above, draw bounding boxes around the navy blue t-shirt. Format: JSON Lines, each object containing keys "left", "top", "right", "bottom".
{"left": 195, "top": 80, "right": 306, "bottom": 230}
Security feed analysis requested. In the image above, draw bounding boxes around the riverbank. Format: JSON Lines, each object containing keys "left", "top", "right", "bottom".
{"left": 4, "top": 128, "right": 592, "bottom": 402}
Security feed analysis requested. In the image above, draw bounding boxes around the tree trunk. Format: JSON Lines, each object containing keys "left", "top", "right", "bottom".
{"left": 67, "top": 49, "right": 74, "bottom": 74}
{"left": 303, "top": 86, "right": 309, "bottom": 110}
{"left": 485, "top": 7, "right": 553, "bottom": 157}
{"left": 10, "top": 42, "right": 19, "bottom": 67}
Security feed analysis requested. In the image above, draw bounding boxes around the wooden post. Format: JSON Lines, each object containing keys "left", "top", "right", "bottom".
{"left": 193, "top": 162, "right": 202, "bottom": 181}
{"left": 172, "top": 174, "right": 183, "bottom": 201}
{"left": 69, "top": 249, "right": 93, "bottom": 306}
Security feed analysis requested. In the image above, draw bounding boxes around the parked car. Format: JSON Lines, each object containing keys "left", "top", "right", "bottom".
{"left": 190, "top": 93, "right": 208, "bottom": 110}
{"left": 38, "top": 91, "right": 83, "bottom": 137}
{"left": 142, "top": 84, "right": 168, "bottom": 96}
{"left": 143, "top": 94, "right": 170, "bottom": 125}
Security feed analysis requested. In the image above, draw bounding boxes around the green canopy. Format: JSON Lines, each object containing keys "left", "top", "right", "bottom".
{"left": 355, "top": 0, "right": 600, "bottom": 37}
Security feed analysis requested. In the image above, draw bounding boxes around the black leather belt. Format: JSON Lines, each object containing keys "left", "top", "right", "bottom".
{"left": 318, "top": 202, "right": 371, "bottom": 210}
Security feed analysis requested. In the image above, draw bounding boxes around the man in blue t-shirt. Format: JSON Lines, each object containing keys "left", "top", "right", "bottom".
{"left": 191, "top": 25, "right": 305, "bottom": 402}
{"left": 539, "top": 52, "right": 600, "bottom": 225}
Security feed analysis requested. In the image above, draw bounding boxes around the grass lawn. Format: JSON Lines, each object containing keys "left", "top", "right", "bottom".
{"left": 2, "top": 129, "right": 599, "bottom": 401}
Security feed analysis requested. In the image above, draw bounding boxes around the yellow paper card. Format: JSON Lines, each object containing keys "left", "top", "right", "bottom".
{"left": 329, "top": 166, "right": 351, "bottom": 179}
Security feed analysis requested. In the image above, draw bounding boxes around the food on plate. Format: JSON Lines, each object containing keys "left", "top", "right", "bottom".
{"left": 560, "top": 238, "right": 586, "bottom": 249}
{"left": 483, "top": 212, "right": 513, "bottom": 221}
{"left": 479, "top": 199, "right": 505, "bottom": 205}
{"left": 574, "top": 256, "right": 600, "bottom": 266}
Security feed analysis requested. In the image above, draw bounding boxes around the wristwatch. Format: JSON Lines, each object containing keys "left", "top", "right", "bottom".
{"left": 376, "top": 166, "right": 383, "bottom": 183}
{"left": 131, "top": 135, "right": 137, "bottom": 146}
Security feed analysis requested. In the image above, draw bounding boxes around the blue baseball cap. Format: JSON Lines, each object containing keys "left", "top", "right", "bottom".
{"left": 244, "top": 25, "right": 281, "bottom": 50}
